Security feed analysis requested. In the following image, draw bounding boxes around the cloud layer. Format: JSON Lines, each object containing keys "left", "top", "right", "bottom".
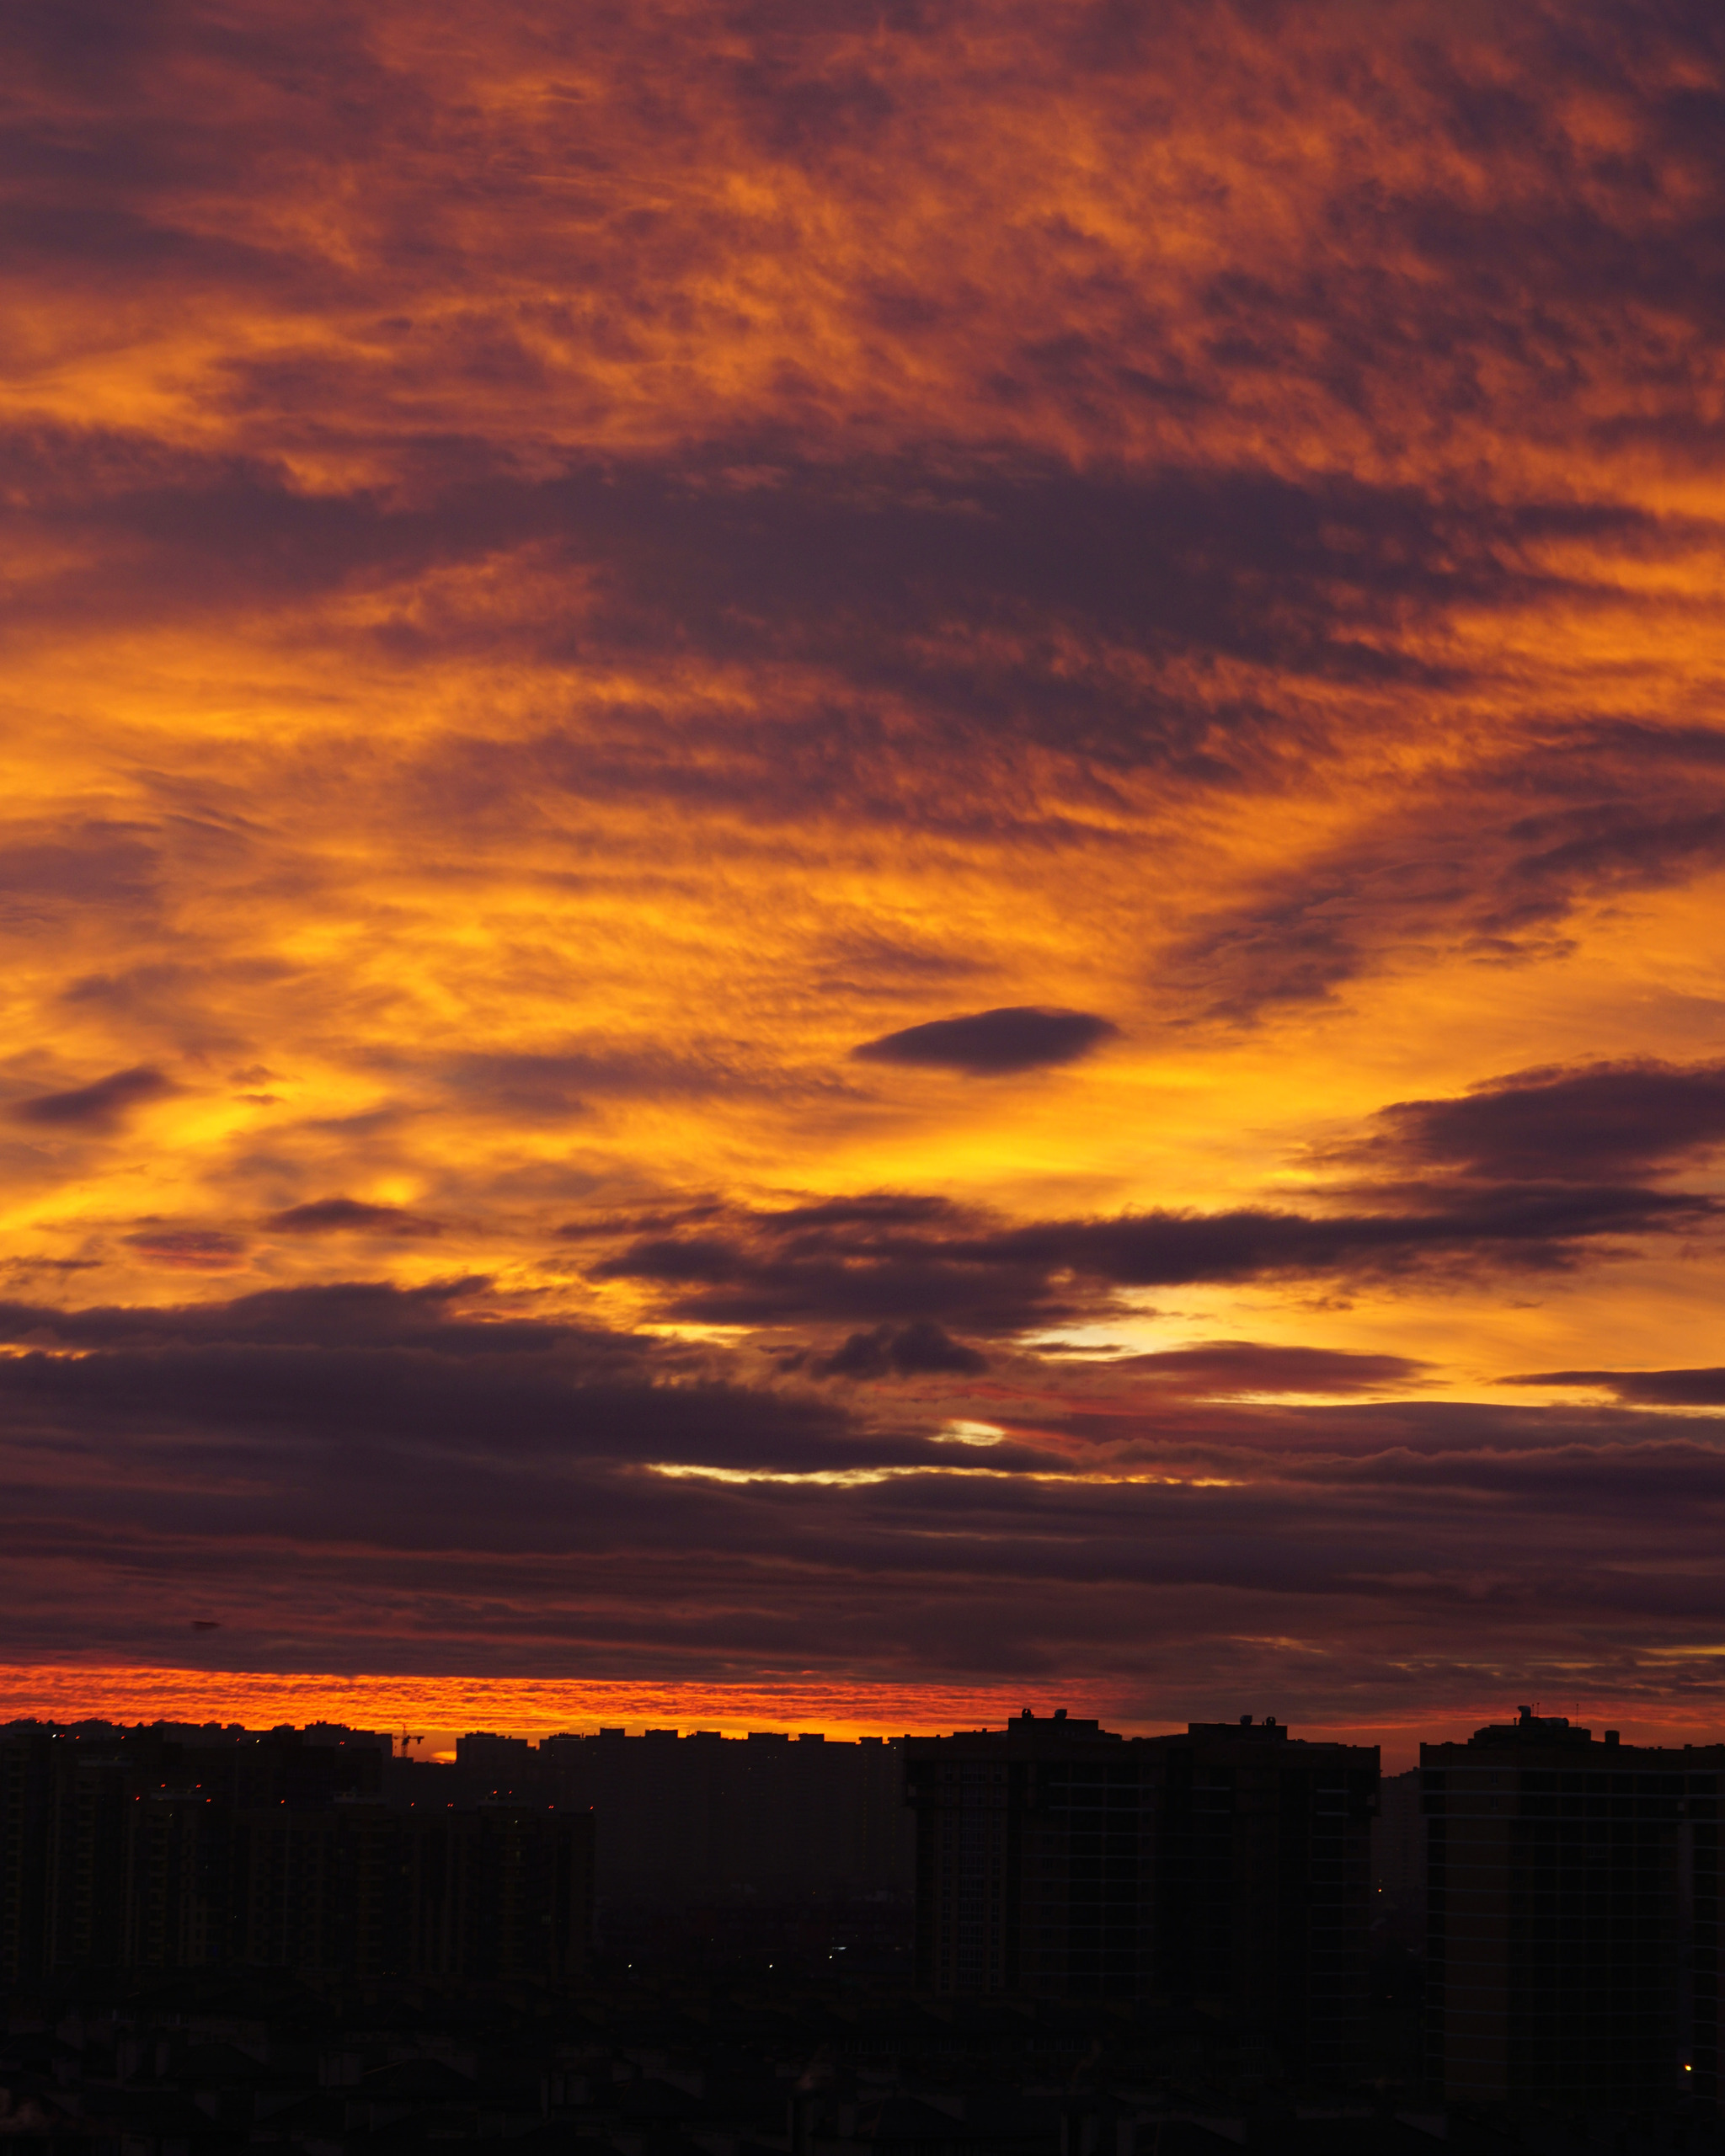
{"left": 6, "top": 0, "right": 1725, "bottom": 1731}
{"left": 8, "top": 1276, "right": 1725, "bottom": 1742}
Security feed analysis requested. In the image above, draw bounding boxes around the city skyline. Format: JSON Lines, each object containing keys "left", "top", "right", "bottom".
{"left": 0, "top": 1678, "right": 1677, "bottom": 1772}
{"left": 7, "top": 1, "right": 1725, "bottom": 1740}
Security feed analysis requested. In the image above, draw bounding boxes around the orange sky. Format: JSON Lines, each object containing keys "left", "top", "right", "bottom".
{"left": 5, "top": 0, "right": 1725, "bottom": 1749}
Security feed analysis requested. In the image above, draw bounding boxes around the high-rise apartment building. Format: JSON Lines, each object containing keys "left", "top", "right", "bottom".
{"left": 539, "top": 1726, "right": 912, "bottom": 1897}
{"left": 1423, "top": 1709, "right": 1725, "bottom": 2113}
{"left": 45, "top": 1753, "right": 135, "bottom": 1972}
{"left": 904, "top": 1711, "right": 1378, "bottom": 2080}
{"left": 906, "top": 1709, "right": 1149, "bottom": 2001}
{"left": 0, "top": 1729, "right": 50, "bottom": 1983}
{"left": 1372, "top": 1765, "right": 1426, "bottom": 1956}
{"left": 0, "top": 1723, "right": 592, "bottom": 1985}
{"left": 409, "top": 1802, "right": 594, "bottom": 1983}
{"left": 1150, "top": 1718, "right": 1379, "bottom": 2082}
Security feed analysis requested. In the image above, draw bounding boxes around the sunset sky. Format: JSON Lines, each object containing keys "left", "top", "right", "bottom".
{"left": 7, "top": 0, "right": 1725, "bottom": 1758}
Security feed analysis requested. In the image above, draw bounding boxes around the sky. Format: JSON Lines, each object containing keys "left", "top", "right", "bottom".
{"left": 6, "top": 0, "right": 1725, "bottom": 1758}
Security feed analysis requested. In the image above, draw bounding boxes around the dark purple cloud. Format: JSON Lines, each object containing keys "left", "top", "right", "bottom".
{"left": 593, "top": 1179, "right": 1716, "bottom": 1330}
{"left": 591, "top": 1224, "right": 1071, "bottom": 1334}
{"left": 0, "top": 827, "right": 158, "bottom": 927}
{"left": 7, "top": 1276, "right": 1725, "bottom": 1717}
{"left": 1108, "top": 1341, "right": 1428, "bottom": 1396}
{"left": 0, "top": 1278, "right": 586, "bottom": 1356}
{"left": 11, "top": 1065, "right": 174, "bottom": 1129}
{"left": 1506, "top": 1367, "right": 1725, "bottom": 1406}
{"left": 815, "top": 1321, "right": 989, "bottom": 1380}
{"left": 853, "top": 1006, "right": 1119, "bottom": 1075}
{"left": 0, "top": 1287, "right": 1051, "bottom": 1603}
{"left": 969, "top": 1186, "right": 1714, "bottom": 1287}
{"left": 1169, "top": 738, "right": 1725, "bottom": 1022}
{"left": 1358, "top": 1059, "right": 1725, "bottom": 1184}
{"left": 265, "top": 1196, "right": 444, "bottom": 1236}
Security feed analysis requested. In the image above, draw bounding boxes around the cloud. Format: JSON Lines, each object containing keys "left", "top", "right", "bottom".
{"left": 577, "top": 1049, "right": 1725, "bottom": 1342}
{"left": 1506, "top": 1368, "right": 1725, "bottom": 1406}
{"left": 1169, "top": 765, "right": 1725, "bottom": 1025}
{"left": 815, "top": 1321, "right": 990, "bottom": 1380}
{"left": 11, "top": 1065, "right": 174, "bottom": 1129}
{"left": 0, "top": 1279, "right": 554, "bottom": 1355}
{"left": 20, "top": 453, "right": 1646, "bottom": 823}
{"left": 0, "top": 826, "right": 159, "bottom": 931}
{"left": 9, "top": 1276, "right": 1725, "bottom": 1719}
{"left": 760, "top": 1194, "right": 960, "bottom": 1233}
{"left": 853, "top": 1006, "right": 1119, "bottom": 1075}
{"left": 590, "top": 1215, "right": 1076, "bottom": 1334}
{"left": 1108, "top": 1341, "right": 1429, "bottom": 1397}
{"left": 1355, "top": 1060, "right": 1725, "bottom": 1184}
{"left": 0, "top": 1282, "right": 975, "bottom": 1486}
{"left": 265, "top": 1196, "right": 444, "bottom": 1237}
{"left": 974, "top": 1187, "right": 1716, "bottom": 1288}
{"left": 592, "top": 1173, "right": 1717, "bottom": 1331}
{"left": 120, "top": 1228, "right": 249, "bottom": 1273}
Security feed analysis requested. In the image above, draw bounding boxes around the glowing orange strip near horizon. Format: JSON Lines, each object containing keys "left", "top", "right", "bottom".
{"left": 0, "top": 1665, "right": 1125, "bottom": 1751}
{"left": 3, "top": 1667, "right": 1714, "bottom": 1774}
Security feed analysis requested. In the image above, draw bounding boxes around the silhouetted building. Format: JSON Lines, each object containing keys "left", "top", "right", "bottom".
{"left": 0, "top": 1726, "right": 52, "bottom": 1983}
{"left": 47, "top": 1752, "right": 135, "bottom": 1972}
{"left": 1372, "top": 1765, "right": 1426, "bottom": 1955}
{"left": 128, "top": 1789, "right": 229, "bottom": 1970}
{"left": 905, "top": 1710, "right": 1378, "bottom": 2081}
{"left": 1423, "top": 1708, "right": 1725, "bottom": 2112}
{"left": 906, "top": 1710, "right": 1150, "bottom": 2001}
{"left": 236, "top": 1799, "right": 407, "bottom": 1977}
{"left": 1149, "top": 1716, "right": 1379, "bottom": 2083}
{"left": 424, "top": 1802, "right": 593, "bottom": 1982}
{"left": 0, "top": 1721, "right": 591, "bottom": 1984}
{"left": 537, "top": 1726, "right": 912, "bottom": 1897}
{"left": 455, "top": 1730, "right": 536, "bottom": 1784}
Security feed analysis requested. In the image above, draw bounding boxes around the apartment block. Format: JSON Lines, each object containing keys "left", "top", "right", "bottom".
{"left": 1423, "top": 1708, "right": 1725, "bottom": 2111}
{"left": 0, "top": 1722, "right": 592, "bottom": 1985}
{"left": 904, "top": 1710, "right": 1378, "bottom": 2081}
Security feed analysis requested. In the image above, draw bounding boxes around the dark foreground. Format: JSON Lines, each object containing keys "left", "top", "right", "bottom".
{"left": 3, "top": 1929, "right": 1718, "bottom": 2156}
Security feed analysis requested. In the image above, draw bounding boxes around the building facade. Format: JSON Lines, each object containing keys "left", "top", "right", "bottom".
{"left": 0, "top": 1723, "right": 593, "bottom": 1984}
{"left": 904, "top": 1710, "right": 1378, "bottom": 2079}
{"left": 1423, "top": 1708, "right": 1725, "bottom": 2112}
{"left": 539, "top": 1726, "right": 913, "bottom": 1899}
{"left": 1372, "top": 1765, "right": 1426, "bottom": 1956}
{"left": 906, "top": 1709, "right": 1150, "bottom": 2002}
